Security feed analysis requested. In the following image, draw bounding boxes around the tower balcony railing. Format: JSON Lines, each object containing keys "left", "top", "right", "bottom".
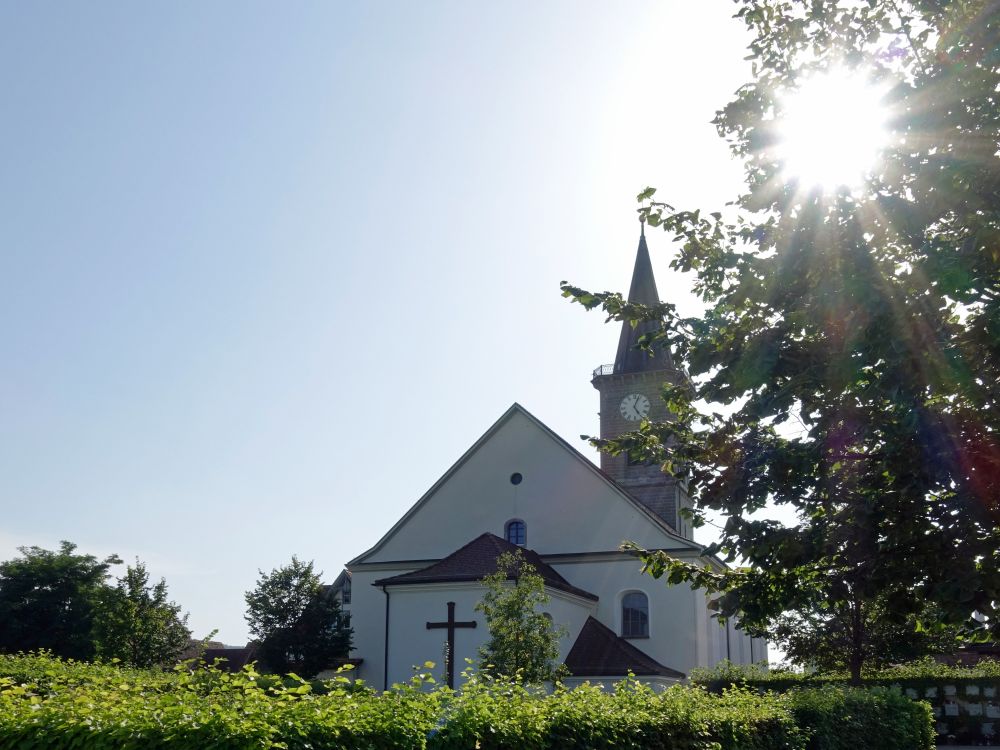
{"left": 592, "top": 364, "right": 616, "bottom": 378}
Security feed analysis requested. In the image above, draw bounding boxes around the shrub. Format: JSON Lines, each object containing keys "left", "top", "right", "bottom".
{"left": 430, "top": 674, "right": 804, "bottom": 750}
{"left": 785, "top": 686, "right": 933, "bottom": 750}
{"left": 0, "top": 653, "right": 933, "bottom": 750}
{"left": 0, "top": 653, "right": 437, "bottom": 750}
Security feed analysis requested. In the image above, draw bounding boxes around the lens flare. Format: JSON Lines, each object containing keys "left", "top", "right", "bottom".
{"left": 776, "top": 68, "right": 890, "bottom": 191}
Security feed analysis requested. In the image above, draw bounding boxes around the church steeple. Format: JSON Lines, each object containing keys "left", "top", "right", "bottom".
{"left": 591, "top": 226, "right": 692, "bottom": 539}
{"left": 612, "top": 225, "right": 673, "bottom": 375}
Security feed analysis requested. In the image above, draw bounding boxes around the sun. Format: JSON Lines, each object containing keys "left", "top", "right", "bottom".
{"left": 775, "top": 68, "right": 890, "bottom": 191}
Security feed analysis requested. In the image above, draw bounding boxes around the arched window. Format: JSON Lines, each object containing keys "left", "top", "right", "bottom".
{"left": 505, "top": 519, "right": 526, "bottom": 546}
{"left": 621, "top": 591, "right": 649, "bottom": 638}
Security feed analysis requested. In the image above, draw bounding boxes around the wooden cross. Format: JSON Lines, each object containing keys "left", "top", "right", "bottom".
{"left": 426, "top": 601, "right": 477, "bottom": 688}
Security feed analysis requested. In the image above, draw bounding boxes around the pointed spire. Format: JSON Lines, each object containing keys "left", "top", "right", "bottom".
{"left": 612, "top": 229, "right": 673, "bottom": 374}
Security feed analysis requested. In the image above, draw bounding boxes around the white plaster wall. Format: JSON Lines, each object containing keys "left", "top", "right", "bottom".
{"left": 550, "top": 557, "right": 700, "bottom": 676}
{"left": 346, "top": 566, "right": 428, "bottom": 688}
{"left": 342, "top": 406, "right": 767, "bottom": 685}
{"left": 364, "top": 410, "right": 688, "bottom": 564}
{"left": 351, "top": 561, "right": 764, "bottom": 688}
{"left": 708, "top": 616, "right": 726, "bottom": 665}
{"left": 750, "top": 637, "right": 769, "bottom": 665}
{"left": 347, "top": 568, "right": 388, "bottom": 687}
{"left": 741, "top": 626, "right": 753, "bottom": 664}
{"left": 383, "top": 582, "right": 595, "bottom": 688}
{"left": 728, "top": 621, "right": 746, "bottom": 664}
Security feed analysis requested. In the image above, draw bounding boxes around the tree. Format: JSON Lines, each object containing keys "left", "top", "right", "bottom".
{"left": 0, "top": 542, "right": 120, "bottom": 660}
{"left": 564, "top": 0, "right": 1000, "bottom": 683}
{"left": 93, "top": 561, "right": 192, "bottom": 668}
{"left": 476, "top": 551, "right": 567, "bottom": 683}
{"left": 244, "top": 556, "right": 352, "bottom": 677}
{"left": 770, "top": 595, "right": 963, "bottom": 673}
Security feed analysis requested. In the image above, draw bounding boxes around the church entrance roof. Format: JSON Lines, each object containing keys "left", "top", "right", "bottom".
{"left": 564, "top": 616, "right": 685, "bottom": 679}
{"left": 373, "top": 532, "right": 599, "bottom": 602}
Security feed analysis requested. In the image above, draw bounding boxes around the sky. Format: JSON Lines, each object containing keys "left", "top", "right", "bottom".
{"left": 1, "top": 1, "right": 753, "bottom": 646}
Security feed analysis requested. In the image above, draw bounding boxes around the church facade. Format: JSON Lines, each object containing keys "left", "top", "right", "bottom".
{"left": 336, "top": 231, "right": 766, "bottom": 689}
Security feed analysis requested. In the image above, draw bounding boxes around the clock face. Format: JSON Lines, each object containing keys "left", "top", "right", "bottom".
{"left": 619, "top": 393, "right": 651, "bottom": 421}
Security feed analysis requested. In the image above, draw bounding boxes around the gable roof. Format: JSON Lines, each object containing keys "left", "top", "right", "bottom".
{"left": 374, "top": 533, "right": 598, "bottom": 602}
{"left": 348, "top": 403, "right": 701, "bottom": 566}
{"left": 563, "top": 616, "right": 685, "bottom": 679}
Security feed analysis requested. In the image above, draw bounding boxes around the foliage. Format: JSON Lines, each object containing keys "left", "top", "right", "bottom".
{"left": 0, "top": 542, "right": 121, "bottom": 660}
{"left": 784, "top": 686, "right": 933, "bottom": 750}
{"left": 0, "top": 651, "right": 167, "bottom": 692}
{"left": 0, "top": 652, "right": 935, "bottom": 750}
{"left": 0, "top": 652, "right": 435, "bottom": 750}
{"left": 691, "top": 665, "right": 937, "bottom": 748}
{"left": 244, "top": 556, "right": 352, "bottom": 677}
{"left": 691, "top": 657, "right": 1000, "bottom": 693}
{"left": 769, "top": 597, "right": 963, "bottom": 673}
{"left": 432, "top": 672, "right": 808, "bottom": 750}
{"left": 564, "top": 0, "right": 1000, "bottom": 683}
{"left": 92, "top": 561, "right": 192, "bottom": 668}
{"left": 476, "top": 551, "right": 567, "bottom": 684}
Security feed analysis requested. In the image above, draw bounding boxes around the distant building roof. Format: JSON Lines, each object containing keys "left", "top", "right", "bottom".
{"left": 564, "top": 616, "right": 685, "bottom": 679}
{"left": 936, "top": 643, "right": 1000, "bottom": 667}
{"left": 374, "top": 532, "right": 599, "bottom": 601}
{"left": 199, "top": 644, "right": 258, "bottom": 672}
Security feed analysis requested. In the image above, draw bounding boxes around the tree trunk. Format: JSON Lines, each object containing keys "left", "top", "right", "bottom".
{"left": 848, "top": 597, "right": 864, "bottom": 686}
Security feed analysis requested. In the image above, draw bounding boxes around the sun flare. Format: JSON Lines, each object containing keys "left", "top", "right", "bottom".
{"left": 776, "top": 68, "right": 890, "bottom": 191}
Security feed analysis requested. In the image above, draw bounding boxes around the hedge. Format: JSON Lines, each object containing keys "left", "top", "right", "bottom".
{"left": 691, "top": 656, "right": 1000, "bottom": 693}
{"left": 784, "top": 686, "right": 933, "bottom": 750}
{"left": 0, "top": 653, "right": 932, "bottom": 750}
{"left": 693, "top": 658, "right": 996, "bottom": 745}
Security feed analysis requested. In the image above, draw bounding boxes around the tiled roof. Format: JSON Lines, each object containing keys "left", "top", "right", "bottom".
{"left": 374, "top": 533, "right": 598, "bottom": 601}
{"left": 200, "top": 644, "right": 258, "bottom": 672}
{"left": 564, "top": 616, "right": 685, "bottom": 679}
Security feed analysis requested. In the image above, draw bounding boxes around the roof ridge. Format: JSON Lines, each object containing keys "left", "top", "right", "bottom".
{"left": 347, "top": 403, "right": 702, "bottom": 567}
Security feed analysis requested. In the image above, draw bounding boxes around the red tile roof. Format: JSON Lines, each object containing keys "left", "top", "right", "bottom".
{"left": 564, "top": 616, "right": 685, "bottom": 679}
{"left": 374, "top": 533, "right": 598, "bottom": 601}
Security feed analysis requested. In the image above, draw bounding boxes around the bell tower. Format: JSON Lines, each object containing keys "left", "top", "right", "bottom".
{"left": 591, "top": 224, "right": 693, "bottom": 539}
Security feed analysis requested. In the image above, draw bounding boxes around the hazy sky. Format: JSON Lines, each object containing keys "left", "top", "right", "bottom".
{"left": 1, "top": 1, "right": 752, "bottom": 644}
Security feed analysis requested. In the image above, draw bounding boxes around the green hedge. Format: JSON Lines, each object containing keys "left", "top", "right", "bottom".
{"left": 784, "top": 687, "right": 933, "bottom": 750}
{"left": 0, "top": 653, "right": 932, "bottom": 750}
{"left": 690, "top": 657, "right": 1000, "bottom": 693}
{"left": 428, "top": 674, "right": 806, "bottom": 750}
{"left": 693, "top": 658, "right": 995, "bottom": 745}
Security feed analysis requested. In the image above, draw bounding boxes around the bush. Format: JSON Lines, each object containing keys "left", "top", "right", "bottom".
{"left": 691, "top": 656, "right": 1000, "bottom": 691}
{"left": 692, "top": 658, "right": 991, "bottom": 747}
{"left": 430, "top": 675, "right": 805, "bottom": 750}
{"left": 0, "top": 653, "right": 437, "bottom": 750}
{"left": 785, "top": 687, "right": 933, "bottom": 750}
{"left": 0, "top": 653, "right": 933, "bottom": 750}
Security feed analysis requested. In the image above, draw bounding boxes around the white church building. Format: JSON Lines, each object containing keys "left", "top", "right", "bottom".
{"left": 334, "top": 230, "right": 766, "bottom": 689}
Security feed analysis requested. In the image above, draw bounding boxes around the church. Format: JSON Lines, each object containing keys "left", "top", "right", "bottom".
{"left": 333, "top": 230, "right": 767, "bottom": 689}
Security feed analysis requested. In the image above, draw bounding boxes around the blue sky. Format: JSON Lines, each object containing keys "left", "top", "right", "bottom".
{"left": 1, "top": 2, "right": 751, "bottom": 644}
